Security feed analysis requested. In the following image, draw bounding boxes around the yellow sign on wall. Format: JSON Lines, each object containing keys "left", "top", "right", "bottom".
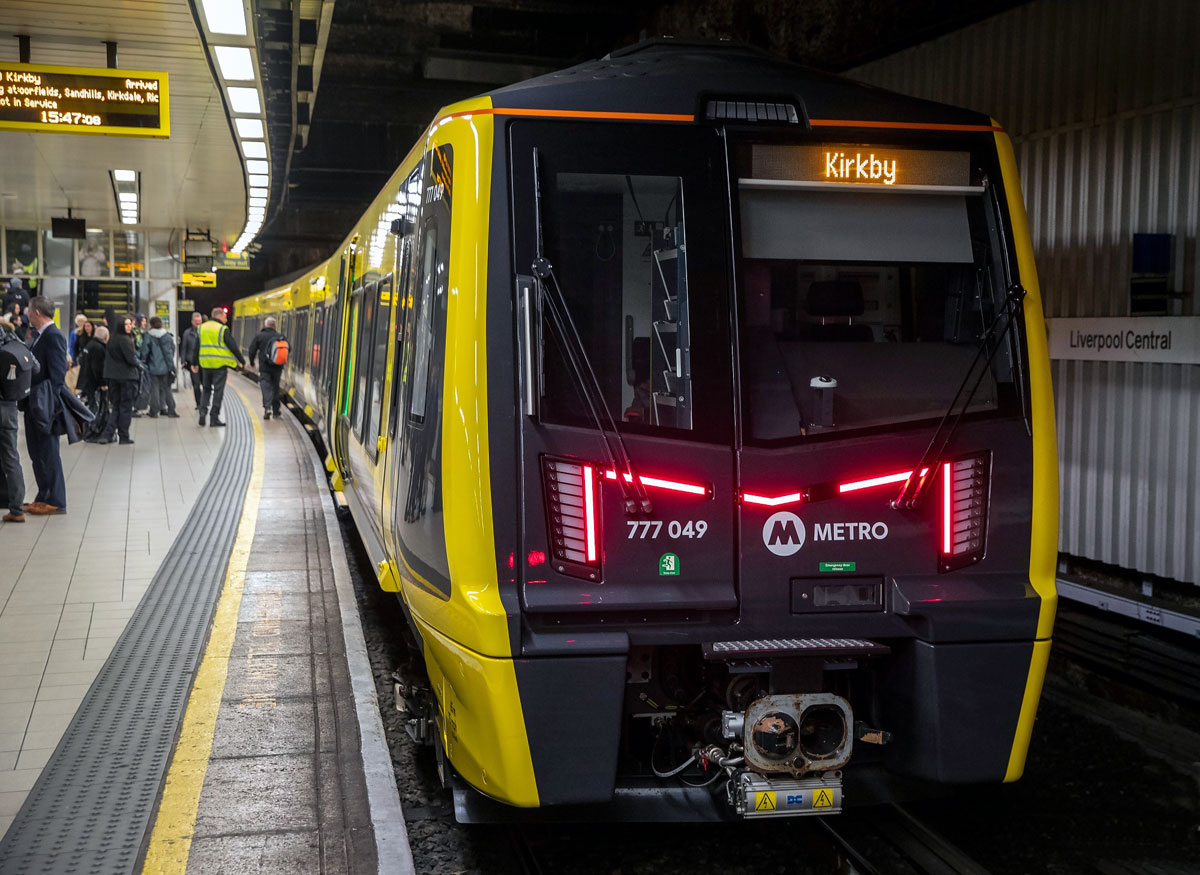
{"left": 0, "top": 63, "right": 169, "bottom": 138}
{"left": 182, "top": 272, "right": 216, "bottom": 287}
{"left": 154, "top": 300, "right": 170, "bottom": 317}
{"left": 178, "top": 299, "right": 195, "bottom": 312}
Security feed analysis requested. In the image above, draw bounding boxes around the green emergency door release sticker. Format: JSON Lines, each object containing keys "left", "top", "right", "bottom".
{"left": 659, "top": 553, "right": 681, "bottom": 576}
{"left": 819, "top": 561, "right": 856, "bottom": 572}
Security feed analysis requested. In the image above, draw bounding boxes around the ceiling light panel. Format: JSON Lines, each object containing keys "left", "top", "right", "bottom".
{"left": 235, "top": 118, "right": 264, "bottom": 138}
{"left": 241, "top": 140, "right": 267, "bottom": 159}
{"left": 200, "top": 0, "right": 247, "bottom": 35}
{"left": 113, "top": 169, "right": 136, "bottom": 182}
{"left": 214, "top": 46, "right": 255, "bottom": 81}
{"left": 248, "top": 174, "right": 269, "bottom": 187}
{"left": 226, "top": 86, "right": 261, "bottom": 114}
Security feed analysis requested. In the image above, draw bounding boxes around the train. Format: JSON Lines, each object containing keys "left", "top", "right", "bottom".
{"left": 234, "top": 39, "right": 1058, "bottom": 822}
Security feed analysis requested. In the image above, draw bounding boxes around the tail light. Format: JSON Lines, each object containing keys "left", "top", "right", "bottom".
{"left": 542, "top": 457, "right": 601, "bottom": 580}
{"left": 940, "top": 453, "right": 990, "bottom": 572}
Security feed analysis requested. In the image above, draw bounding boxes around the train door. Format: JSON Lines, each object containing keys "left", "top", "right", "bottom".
{"left": 509, "top": 122, "right": 736, "bottom": 617}
{"left": 333, "top": 252, "right": 359, "bottom": 480}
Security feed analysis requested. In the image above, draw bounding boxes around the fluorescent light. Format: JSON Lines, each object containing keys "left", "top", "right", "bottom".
{"left": 248, "top": 174, "right": 268, "bottom": 187}
{"left": 249, "top": 187, "right": 268, "bottom": 198}
{"left": 234, "top": 118, "right": 264, "bottom": 139}
{"left": 248, "top": 200, "right": 267, "bottom": 210}
{"left": 226, "top": 86, "right": 260, "bottom": 114}
{"left": 200, "top": 0, "right": 247, "bottom": 35}
{"left": 113, "top": 169, "right": 136, "bottom": 182}
{"left": 121, "top": 216, "right": 137, "bottom": 225}
{"left": 241, "top": 140, "right": 267, "bottom": 159}
{"left": 118, "top": 192, "right": 138, "bottom": 203}
{"left": 214, "top": 46, "right": 254, "bottom": 81}
{"left": 248, "top": 210, "right": 265, "bottom": 220}
{"left": 245, "top": 159, "right": 269, "bottom": 175}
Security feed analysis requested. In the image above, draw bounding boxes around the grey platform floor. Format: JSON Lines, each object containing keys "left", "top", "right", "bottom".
{"left": 0, "top": 389, "right": 223, "bottom": 836}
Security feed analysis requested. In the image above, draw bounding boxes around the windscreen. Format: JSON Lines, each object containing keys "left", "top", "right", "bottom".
{"left": 736, "top": 143, "right": 1016, "bottom": 443}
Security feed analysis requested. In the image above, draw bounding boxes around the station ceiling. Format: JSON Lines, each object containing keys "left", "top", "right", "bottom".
{"left": 0, "top": 0, "right": 246, "bottom": 240}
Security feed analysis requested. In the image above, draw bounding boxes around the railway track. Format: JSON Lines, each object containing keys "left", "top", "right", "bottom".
{"left": 822, "top": 804, "right": 992, "bottom": 875}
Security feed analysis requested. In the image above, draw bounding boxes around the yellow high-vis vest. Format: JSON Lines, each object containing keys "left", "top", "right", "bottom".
{"left": 198, "top": 320, "right": 237, "bottom": 369}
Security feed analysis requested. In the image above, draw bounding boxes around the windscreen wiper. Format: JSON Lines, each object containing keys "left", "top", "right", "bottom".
{"left": 530, "top": 149, "right": 652, "bottom": 515}
{"left": 892, "top": 283, "right": 1025, "bottom": 511}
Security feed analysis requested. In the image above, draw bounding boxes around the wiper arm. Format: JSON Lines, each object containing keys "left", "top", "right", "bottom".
{"left": 530, "top": 150, "right": 651, "bottom": 515}
{"left": 892, "top": 283, "right": 1025, "bottom": 510}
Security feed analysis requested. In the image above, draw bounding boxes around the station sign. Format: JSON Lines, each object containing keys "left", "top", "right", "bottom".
{"left": 154, "top": 300, "right": 170, "bottom": 317}
{"left": 178, "top": 299, "right": 195, "bottom": 312}
{"left": 749, "top": 144, "right": 971, "bottom": 189}
{"left": 213, "top": 251, "right": 249, "bottom": 271}
{"left": 0, "top": 63, "right": 169, "bottom": 139}
{"left": 182, "top": 272, "right": 217, "bottom": 288}
{"left": 1046, "top": 317, "right": 1200, "bottom": 365}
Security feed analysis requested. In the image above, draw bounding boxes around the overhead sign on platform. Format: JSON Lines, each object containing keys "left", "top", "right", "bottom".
{"left": 182, "top": 272, "right": 216, "bottom": 288}
{"left": 1046, "top": 317, "right": 1200, "bottom": 365}
{"left": 213, "top": 252, "right": 249, "bottom": 271}
{"left": 0, "top": 63, "right": 169, "bottom": 138}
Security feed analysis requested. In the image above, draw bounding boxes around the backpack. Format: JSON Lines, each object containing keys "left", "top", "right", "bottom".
{"left": 0, "top": 334, "right": 36, "bottom": 402}
{"left": 267, "top": 335, "right": 289, "bottom": 366}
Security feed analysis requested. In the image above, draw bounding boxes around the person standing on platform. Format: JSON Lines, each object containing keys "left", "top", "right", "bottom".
{"left": 92, "top": 315, "right": 139, "bottom": 445}
{"left": 198, "top": 307, "right": 244, "bottom": 428}
{"left": 68, "top": 313, "right": 87, "bottom": 364}
{"left": 21, "top": 296, "right": 68, "bottom": 514}
{"left": 139, "top": 316, "right": 179, "bottom": 418}
{"left": 77, "top": 324, "right": 109, "bottom": 438}
{"left": 247, "top": 316, "right": 286, "bottom": 420}
{"left": 180, "top": 310, "right": 204, "bottom": 411}
{"left": 0, "top": 315, "right": 36, "bottom": 523}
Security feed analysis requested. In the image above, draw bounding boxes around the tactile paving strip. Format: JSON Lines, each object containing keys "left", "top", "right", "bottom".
{"left": 0, "top": 399, "right": 254, "bottom": 875}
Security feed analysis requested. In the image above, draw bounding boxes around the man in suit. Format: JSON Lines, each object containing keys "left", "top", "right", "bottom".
{"left": 23, "top": 296, "right": 67, "bottom": 515}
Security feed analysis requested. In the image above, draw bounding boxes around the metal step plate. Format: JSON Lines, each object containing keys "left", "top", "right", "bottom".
{"left": 704, "top": 638, "right": 889, "bottom": 660}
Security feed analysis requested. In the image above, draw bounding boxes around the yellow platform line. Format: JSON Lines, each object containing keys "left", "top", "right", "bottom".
{"left": 142, "top": 385, "right": 265, "bottom": 874}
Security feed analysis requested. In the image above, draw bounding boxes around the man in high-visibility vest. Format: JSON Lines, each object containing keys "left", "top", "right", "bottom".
{"left": 196, "top": 306, "right": 244, "bottom": 427}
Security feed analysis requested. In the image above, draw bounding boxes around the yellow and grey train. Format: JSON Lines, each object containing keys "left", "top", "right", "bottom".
{"left": 234, "top": 40, "right": 1057, "bottom": 821}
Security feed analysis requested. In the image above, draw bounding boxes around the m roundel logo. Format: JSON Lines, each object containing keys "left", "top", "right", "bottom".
{"left": 763, "top": 511, "right": 806, "bottom": 556}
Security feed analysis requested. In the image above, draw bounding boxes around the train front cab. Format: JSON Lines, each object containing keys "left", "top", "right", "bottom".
{"left": 471, "top": 115, "right": 1057, "bottom": 820}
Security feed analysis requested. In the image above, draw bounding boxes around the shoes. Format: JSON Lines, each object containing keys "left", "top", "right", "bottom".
{"left": 147, "top": 413, "right": 158, "bottom": 419}
{"left": 199, "top": 414, "right": 206, "bottom": 426}
{"left": 25, "top": 502, "right": 64, "bottom": 515}
{"left": 132, "top": 411, "right": 143, "bottom": 418}
{"left": 119, "top": 438, "right": 135, "bottom": 445}
{"left": 210, "top": 419, "right": 226, "bottom": 428}
{"left": 263, "top": 410, "right": 271, "bottom": 420}
{"left": 3, "top": 512, "right": 24, "bottom": 523}
{"left": 166, "top": 412, "right": 180, "bottom": 418}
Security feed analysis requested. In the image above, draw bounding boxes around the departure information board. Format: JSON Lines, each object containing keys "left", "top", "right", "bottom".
{"left": 0, "top": 63, "right": 169, "bottom": 138}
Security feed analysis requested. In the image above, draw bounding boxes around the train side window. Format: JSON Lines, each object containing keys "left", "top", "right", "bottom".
{"left": 408, "top": 229, "right": 438, "bottom": 423}
{"left": 312, "top": 307, "right": 324, "bottom": 373}
{"left": 343, "top": 289, "right": 363, "bottom": 420}
{"left": 389, "top": 167, "right": 422, "bottom": 439}
{"left": 351, "top": 282, "right": 376, "bottom": 439}
{"left": 365, "top": 275, "right": 392, "bottom": 453}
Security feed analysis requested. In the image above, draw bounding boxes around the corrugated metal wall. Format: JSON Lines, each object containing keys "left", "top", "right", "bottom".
{"left": 850, "top": 0, "right": 1200, "bottom": 583}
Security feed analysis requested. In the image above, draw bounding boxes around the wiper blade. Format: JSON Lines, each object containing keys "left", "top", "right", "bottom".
{"left": 530, "top": 150, "right": 651, "bottom": 515}
{"left": 892, "top": 283, "right": 1025, "bottom": 511}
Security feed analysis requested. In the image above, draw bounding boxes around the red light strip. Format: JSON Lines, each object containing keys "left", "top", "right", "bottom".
{"left": 838, "top": 467, "right": 929, "bottom": 494}
{"left": 742, "top": 491, "right": 804, "bottom": 507}
{"left": 942, "top": 461, "right": 952, "bottom": 554}
{"left": 583, "top": 464, "right": 598, "bottom": 563}
{"left": 603, "top": 469, "right": 710, "bottom": 497}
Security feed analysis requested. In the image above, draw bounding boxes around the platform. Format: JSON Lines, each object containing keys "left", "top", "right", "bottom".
{"left": 0, "top": 382, "right": 411, "bottom": 875}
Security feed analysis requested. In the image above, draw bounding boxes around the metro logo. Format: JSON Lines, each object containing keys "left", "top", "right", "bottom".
{"left": 762, "top": 511, "right": 806, "bottom": 556}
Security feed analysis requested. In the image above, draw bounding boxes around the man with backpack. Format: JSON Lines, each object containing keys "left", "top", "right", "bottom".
{"left": 139, "top": 316, "right": 179, "bottom": 418}
{"left": 247, "top": 316, "right": 288, "bottom": 420}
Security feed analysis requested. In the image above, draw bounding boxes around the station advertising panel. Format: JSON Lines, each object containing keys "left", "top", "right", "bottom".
{"left": 0, "top": 63, "right": 169, "bottom": 138}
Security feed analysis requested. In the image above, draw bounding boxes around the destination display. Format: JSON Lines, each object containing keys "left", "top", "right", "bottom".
{"left": 749, "top": 144, "right": 971, "bottom": 189}
{"left": 0, "top": 63, "right": 169, "bottom": 138}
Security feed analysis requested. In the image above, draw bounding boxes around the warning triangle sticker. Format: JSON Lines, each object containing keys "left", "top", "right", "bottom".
{"left": 813, "top": 789, "right": 834, "bottom": 809}
{"left": 755, "top": 791, "right": 776, "bottom": 811}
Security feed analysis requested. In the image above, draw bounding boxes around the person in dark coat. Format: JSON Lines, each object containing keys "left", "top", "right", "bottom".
{"left": 138, "top": 316, "right": 178, "bottom": 418}
{"left": 92, "top": 315, "right": 140, "bottom": 445}
{"left": 0, "top": 314, "right": 35, "bottom": 522}
{"left": 247, "top": 316, "right": 285, "bottom": 420}
{"left": 21, "top": 296, "right": 68, "bottom": 514}
{"left": 77, "top": 325, "right": 109, "bottom": 438}
{"left": 180, "top": 311, "right": 204, "bottom": 411}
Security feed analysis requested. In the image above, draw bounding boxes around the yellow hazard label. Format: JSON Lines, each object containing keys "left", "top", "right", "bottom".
{"left": 813, "top": 788, "right": 834, "bottom": 809}
{"left": 754, "top": 791, "right": 777, "bottom": 812}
